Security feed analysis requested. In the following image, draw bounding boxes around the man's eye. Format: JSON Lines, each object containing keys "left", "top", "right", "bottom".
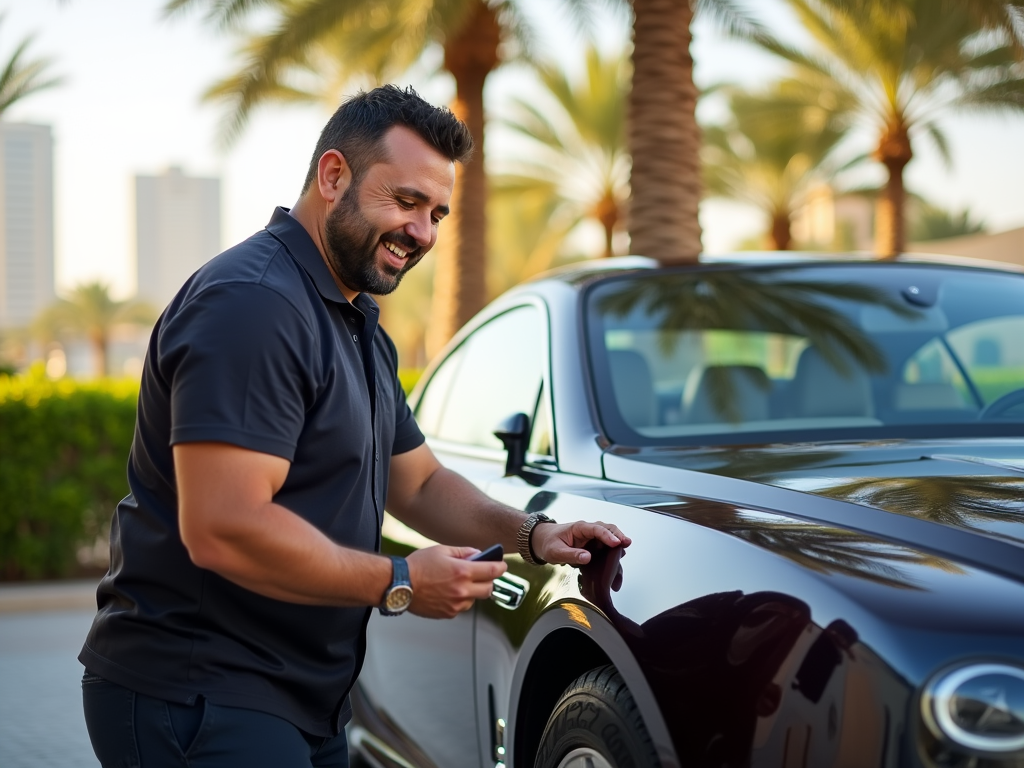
{"left": 397, "top": 199, "right": 414, "bottom": 209}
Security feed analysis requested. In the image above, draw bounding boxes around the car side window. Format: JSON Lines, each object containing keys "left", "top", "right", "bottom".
{"left": 414, "top": 346, "right": 466, "bottom": 437}
{"left": 418, "top": 305, "right": 545, "bottom": 450}
{"left": 528, "top": 384, "right": 554, "bottom": 459}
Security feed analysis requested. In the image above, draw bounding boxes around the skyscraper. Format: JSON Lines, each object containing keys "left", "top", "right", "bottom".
{"left": 0, "top": 122, "right": 55, "bottom": 330}
{"left": 135, "top": 166, "right": 220, "bottom": 310}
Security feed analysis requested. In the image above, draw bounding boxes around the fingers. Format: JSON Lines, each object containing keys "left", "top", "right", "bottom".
{"left": 533, "top": 521, "right": 632, "bottom": 567}
{"left": 579, "top": 521, "right": 631, "bottom": 548}
{"left": 405, "top": 546, "right": 506, "bottom": 619}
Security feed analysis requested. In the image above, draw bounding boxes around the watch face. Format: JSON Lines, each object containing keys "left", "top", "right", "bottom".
{"left": 385, "top": 585, "right": 413, "bottom": 612}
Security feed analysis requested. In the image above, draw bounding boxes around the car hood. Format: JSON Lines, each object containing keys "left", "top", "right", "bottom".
{"left": 604, "top": 438, "right": 1024, "bottom": 548}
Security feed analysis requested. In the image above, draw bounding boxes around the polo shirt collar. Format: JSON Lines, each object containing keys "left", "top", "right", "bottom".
{"left": 265, "top": 206, "right": 380, "bottom": 318}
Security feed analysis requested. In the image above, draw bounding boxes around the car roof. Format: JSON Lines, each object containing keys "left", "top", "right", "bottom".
{"left": 526, "top": 251, "right": 1024, "bottom": 288}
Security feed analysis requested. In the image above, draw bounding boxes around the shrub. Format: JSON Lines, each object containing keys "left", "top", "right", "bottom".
{"left": 398, "top": 368, "right": 423, "bottom": 396}
{"left": 0, "top": 366, "right": 425, "bottom": 581}
{"left": 0, "top": 366, "right": 138, "bottom": 580}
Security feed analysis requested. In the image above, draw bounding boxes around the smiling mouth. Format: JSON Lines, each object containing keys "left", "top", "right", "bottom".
{"left": 383, "top": 241, "right": 408, "bottom": 259}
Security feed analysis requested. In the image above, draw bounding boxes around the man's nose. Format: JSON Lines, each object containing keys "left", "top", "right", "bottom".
{"left": 405, "top": 211, "right": 434, "bottom": 246}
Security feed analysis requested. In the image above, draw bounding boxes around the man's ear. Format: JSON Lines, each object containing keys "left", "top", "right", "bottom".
{"left": 317, "top": 149, "right": 352, "bottom": 204}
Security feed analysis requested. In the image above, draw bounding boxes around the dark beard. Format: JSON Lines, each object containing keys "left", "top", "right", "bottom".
{"left": 323, "top": 183, "right": 422, "bottom": 296}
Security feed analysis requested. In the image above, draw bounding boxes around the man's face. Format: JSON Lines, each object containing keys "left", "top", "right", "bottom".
{"left": 323, "top": 126, "right": 455, "bottom": 296}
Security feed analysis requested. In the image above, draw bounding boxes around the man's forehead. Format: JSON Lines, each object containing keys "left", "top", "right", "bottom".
{"left": 376, "top": 126, "right": 455, "bottom": 196}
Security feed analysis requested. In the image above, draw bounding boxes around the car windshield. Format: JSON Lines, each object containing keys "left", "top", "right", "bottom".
{"left": 585, "top": 263, "right": 1024, "bottom": 446}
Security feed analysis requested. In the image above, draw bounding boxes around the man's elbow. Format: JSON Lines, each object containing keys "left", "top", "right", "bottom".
{"left": 179, "top": 513, "right": 232, "bottom": 572}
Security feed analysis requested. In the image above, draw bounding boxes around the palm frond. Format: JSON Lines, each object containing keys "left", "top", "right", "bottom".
{"left": 696, "top": 0, "right": 777, "bottom": 47}
{"left": 953, "top": 75, "right": 1024, "bottom": 110}
{"left": 0, "top": 26, "right": 63, "bottom": 117}
{"left": 163, "top": 0, "right": 277, "bottom": 30}
{"left": 923, "top": 122, "right": 953, "bottom": 168}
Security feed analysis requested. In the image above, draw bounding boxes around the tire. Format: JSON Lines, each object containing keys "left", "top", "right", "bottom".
{"left": 534, "top": 665, "right": 660, "bottom": 768}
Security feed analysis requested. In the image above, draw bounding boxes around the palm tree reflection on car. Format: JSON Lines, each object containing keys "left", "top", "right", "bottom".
{"left": 594, "top": 270, "right": 918, "bottom": 423}
{"left": 817, "top": 475, "right": 1024, "bottom": 531}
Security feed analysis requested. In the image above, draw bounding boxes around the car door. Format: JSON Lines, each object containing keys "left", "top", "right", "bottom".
{"left": 360, "top": 303, "right": 547, "bottom": 768}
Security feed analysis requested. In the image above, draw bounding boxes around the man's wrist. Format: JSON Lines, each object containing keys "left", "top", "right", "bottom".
{"left": 517, "top": 513, "right": 555, "bottom": 565}
{"left": 378, "top": 555, "right": 413, "bottom": 616}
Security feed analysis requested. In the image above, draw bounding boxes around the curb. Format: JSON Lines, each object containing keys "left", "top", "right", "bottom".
{"left": 0, "top": 579, "right": 99, "bottom": 614}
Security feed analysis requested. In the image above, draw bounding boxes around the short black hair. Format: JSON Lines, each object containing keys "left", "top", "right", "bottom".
{"left": 300, "top": 85, "right": 474, "bottom": 195}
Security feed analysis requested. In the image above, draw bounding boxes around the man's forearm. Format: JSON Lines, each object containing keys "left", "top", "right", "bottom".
{"left": 388, "top": 466, "right": 527, "bottom": 551}
{"left": 184, "top": 498, "right": 392, "bottom": 606}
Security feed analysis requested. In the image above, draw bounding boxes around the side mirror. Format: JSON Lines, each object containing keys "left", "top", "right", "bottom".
{"left": 494, "top": 412, "right": 530, "bottom": 477}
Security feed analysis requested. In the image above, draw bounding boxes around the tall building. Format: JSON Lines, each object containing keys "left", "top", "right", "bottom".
{"left": 135, "top": 166, "right": 220, "bottom": 310}
{"left": 0, "top": 122, "right": 55, "bottom": 330}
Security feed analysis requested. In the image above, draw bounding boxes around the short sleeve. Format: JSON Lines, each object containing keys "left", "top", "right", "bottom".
{"left": 380, "top": 331, "right": 424, "bottom": 456}
{"left": 158, "top": 282, "right": 320, "bottom": 461}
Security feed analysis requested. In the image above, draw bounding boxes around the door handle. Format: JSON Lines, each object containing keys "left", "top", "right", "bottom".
{"left": 490, "top": 573, "right": 530, "bottom": 610}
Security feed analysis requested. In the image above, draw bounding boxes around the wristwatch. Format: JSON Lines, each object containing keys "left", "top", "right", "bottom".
{"left": 517, "top": 513, "right": 556, "bottom": 565}
{"left": 378, "top": 556, "right": 413, "bottom": 616}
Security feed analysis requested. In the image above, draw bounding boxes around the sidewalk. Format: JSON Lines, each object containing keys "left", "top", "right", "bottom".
{"left": 0, "top": 578, "right": 99, "bottom": 614}
{"left": 0, "top": 579, "right": 100, "bottom": 768}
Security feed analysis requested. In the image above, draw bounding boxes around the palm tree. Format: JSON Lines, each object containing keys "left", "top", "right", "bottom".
{"left": 702, "top": 79, "right": 858, "bottom": 250}
{"left": 494, "top": 45, "right": 630, "bottom": 260}
{"left": 628, "top": 0, "right": 772, "bottom": 264}
{"left": 165, "top": 0, "right": 551, "bottom": 356}
{"left": 34, "top": 282, "right": 156, "bottom": 377}
{"left": 166, "top": 0, "right": 772, "bottom": 351}
{"left": 909, "top": 201, "right": 986, "bottom": 242}
{"left": 760, "top": 0, "right": 1024, "bottom": 257}
{"left": 0, "top": 14, "right": 63, "bottom": 116}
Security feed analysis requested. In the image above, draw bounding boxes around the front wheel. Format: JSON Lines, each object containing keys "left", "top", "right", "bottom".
{"left": 535, "top": 665, "right": 660, "bottom": 768}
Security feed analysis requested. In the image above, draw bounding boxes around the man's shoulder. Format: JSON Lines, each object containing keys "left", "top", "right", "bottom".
{"left": 198, "top": 229, "right": 298, "bottom": 292}
{"left": 174, "top": 230, "right": 318, "bottom": 324}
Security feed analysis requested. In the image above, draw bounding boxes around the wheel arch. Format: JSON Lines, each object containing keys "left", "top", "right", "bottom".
{"left": 508, "top": 603, "right": 681, "bottom": 768}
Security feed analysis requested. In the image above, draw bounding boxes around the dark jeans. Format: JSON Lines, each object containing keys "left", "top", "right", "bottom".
{"left": 82, "top": 671, "right": 349, "bottom": 768}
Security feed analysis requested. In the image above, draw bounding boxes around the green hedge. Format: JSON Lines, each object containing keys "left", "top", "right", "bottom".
{"left": 0, "top": 367, "right": 139, "bottom": 580}
{"left": 0, "top": 367, "right": 424, "bottom": 581}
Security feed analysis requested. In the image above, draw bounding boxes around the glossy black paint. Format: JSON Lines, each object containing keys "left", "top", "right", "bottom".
{"left": 353, "top": 257, "right": 1024, "bottom": 768}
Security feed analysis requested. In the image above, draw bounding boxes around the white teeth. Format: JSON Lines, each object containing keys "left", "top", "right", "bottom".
{"left": 384, "top": 242, "right": 408, "bottom": 259}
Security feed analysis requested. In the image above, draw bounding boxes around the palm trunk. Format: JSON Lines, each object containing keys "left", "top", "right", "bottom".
{"left": 770, "top": 211, "right": 792, "bottom": 250}
{"left": 426, "top": 3, "right": 500, "bottom": 358}
{"left": 595, "top": 193, "right": 620, "bottom": 259}
{"left": 628, "top": 0, "right": 702, "bottom": 263}
{"left": 873, "top": 122, "right": 913, "bottom": 259}
{"left": 91, "top": 331, "right": 108, "bottom": 378}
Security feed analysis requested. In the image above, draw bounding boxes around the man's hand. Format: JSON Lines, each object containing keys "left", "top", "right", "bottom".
{"left": 530, "top": 521, "right": 631, "bottom": 566}
{"left": 406, "top": 545, "right": 508, "bottom": 619}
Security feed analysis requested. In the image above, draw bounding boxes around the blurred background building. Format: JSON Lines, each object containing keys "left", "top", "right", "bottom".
{"left": 135, "top": 166, "right": 220, "bottom": 311}
{"left": 0, "top": 122, "right": 54, "bottom": 331}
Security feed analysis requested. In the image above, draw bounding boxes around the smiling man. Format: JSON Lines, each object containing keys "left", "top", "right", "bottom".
{"left": 78, "top": 86, "right": 628, "bottom": 768}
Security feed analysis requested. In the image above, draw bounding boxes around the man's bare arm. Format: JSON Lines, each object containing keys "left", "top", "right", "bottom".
{"left": 387, "top": 443, "right": 630, "bottom": 565}
{"left": 174, "top": 441, "right": 504, "bottom": 617}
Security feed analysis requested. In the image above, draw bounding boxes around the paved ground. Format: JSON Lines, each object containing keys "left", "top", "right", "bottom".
{"left": 0, "top": 581, "right": 100, "bottom": 768}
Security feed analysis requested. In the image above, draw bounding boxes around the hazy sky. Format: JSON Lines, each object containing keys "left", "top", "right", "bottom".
{"left": 4, "top": 0, "right": 1023, "bottom": 298}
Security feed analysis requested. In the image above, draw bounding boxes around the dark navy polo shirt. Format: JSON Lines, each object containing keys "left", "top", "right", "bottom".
{"left": 79, "top": 207, "right": 424, "bottom": 736}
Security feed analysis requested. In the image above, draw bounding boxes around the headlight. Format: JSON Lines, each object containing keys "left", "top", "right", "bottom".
{"left": 922, "top": 663, "right": 1024, "bottom": 755}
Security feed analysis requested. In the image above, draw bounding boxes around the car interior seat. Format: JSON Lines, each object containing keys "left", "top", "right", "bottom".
{"left": 607, "top": 349, "right": 658, "bottom": 429}
{"left": 682, "top": 364, "right": 771, "bottom": 424}
{"left": 791, "top": 347, "right": 873, "bottom": 418}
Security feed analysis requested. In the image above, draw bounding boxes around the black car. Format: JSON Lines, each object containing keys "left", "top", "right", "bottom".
{"left": 350, "top": 255, "right": 1024, "bottom": 768}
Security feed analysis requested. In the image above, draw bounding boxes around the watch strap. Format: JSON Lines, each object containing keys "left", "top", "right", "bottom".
{"left": 378, "top": 555, "right": 412, "bottom": 616}
{"left": 517, "top": 513, "right": 555, "bottom": 565}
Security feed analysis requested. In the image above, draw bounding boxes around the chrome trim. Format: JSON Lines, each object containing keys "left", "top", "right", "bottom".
{"left": 923, "top": 663, "right": 1024, "bottom": 753}
{"left": 424, "top": 437, "right": 505, "bottom": 464}
{"left": 347, "top": 725, "right": 419, "bottom": 768}
{"left": 490, "top": 573, "right": 530, "bottom": 610}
